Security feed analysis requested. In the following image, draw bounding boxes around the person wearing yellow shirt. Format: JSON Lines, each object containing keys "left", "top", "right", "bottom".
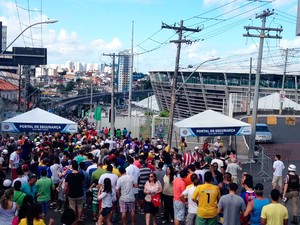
{"left": 102, "top": 164, "right": 121, "bottom": 177}
{"left": 192, "top": 171, "right": 220, "bottom": 225}
{"left": 19, "top": 203, "right": 54, "bottom": 225}
{"left": 261, "top": 189, "right": 288, "bottom": 225}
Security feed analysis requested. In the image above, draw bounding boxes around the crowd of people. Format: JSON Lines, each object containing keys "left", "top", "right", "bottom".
{"left": 0, "top": 119, "right": 298, "bottom": 225}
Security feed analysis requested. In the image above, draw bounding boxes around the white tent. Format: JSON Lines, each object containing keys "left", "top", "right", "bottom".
{"left": 1, "top": 108, "right": 78, "bottom": 133}
{"left": 174, "top": 109, "right": 251, "bottom": 137}
{"left": 250, "top": 92, "right": 300, "bottom": 110}
{"left": 132, "top": 95, "right": 160, "bottom": 112}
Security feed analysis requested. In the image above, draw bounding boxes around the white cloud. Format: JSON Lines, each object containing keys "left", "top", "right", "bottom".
{"left": 279, "top": 37, "right": 300, "bottom": 49}
{"left": 271, "top": 0, "right": 297, "bottom": 8}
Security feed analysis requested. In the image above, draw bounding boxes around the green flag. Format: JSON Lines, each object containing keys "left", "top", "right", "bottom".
{"left": 94, "top": 106, "right": 102, "bottom": 121}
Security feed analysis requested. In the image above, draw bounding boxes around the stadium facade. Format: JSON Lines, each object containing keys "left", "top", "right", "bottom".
{"left": 149, "top": 69, "right": 300, "bottom": 119}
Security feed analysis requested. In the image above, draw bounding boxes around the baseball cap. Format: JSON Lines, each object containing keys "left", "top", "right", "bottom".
{"left": 254, "top": 183, "right": 264, "bottom": 191}
{"left": 3, "top": 179, "right": 12, "bottom": 187}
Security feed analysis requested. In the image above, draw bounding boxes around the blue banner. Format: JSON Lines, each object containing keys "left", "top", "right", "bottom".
{"left": 2, "top": 122, "right": 78, "bottom": 133}
{"left": 179, "top": 126, "right": 251, "bottom": 137}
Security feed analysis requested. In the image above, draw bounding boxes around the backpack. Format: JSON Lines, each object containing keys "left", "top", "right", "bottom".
{"left": 288, "top": 174, "right": 300, "bottom": 192}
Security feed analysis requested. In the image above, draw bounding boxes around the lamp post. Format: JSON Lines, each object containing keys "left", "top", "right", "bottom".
{"left": 0, "top": 19, "right": 58, "bottom": 55}
{"left": 0, "top": 19, "right": 58, "bottom": 112}
{"left": 167, "top": 57, "right": 220, "bottom": 148}
{"left": 175, "top": 57, "right": 220, "bottom": 93}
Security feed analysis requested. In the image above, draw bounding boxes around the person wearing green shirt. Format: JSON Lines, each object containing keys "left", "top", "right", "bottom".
{"left": 74, "top": 150, "right": 86, "bottom": 164}
{"left": 13, "top": 180, "right": 26, "bottom": 207}
{"left": 116, "top": 129, "right": 121, "bottom": 139}
{"left": 36, "top": 169, "right": 55, "bottom": 215}
{"left": 91, "top": 163, "right": 106, "bottom": 183}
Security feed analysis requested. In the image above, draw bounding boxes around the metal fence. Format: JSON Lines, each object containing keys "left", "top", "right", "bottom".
{"left": 255, "top": 144, "right": 273, "bottom": 182}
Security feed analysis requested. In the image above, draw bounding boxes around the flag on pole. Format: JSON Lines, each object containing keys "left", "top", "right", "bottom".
{"left": 94, "top": 106, "right": 102, "bottom": 121}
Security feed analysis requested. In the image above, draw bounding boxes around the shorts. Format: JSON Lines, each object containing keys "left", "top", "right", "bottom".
{"left": 173, "top": 200, "right": 185, "bottom": 221}
{"left": 186, "top": 213, "right": 197, "bottom": 225}
{"left": 100, "top": 207, "right": 112, "bottom": 217}
{"left": 92, "top": 203, "right": 99, "bottom": 213}
{"left": 196, "top": 216, "right": 218, "bottom": 225}
{"left": 144, "top": 201, "right": 159, "bottom": 215}
{"left": 119, "top": 201, "right": 135, "bottom": 213}
{"left": 137, "top": 190, "right": 145, "bottom": 200}
{"left": 68, "top": 196, "right": 84, "bottom": 211}
{"left": 272, "top": 176, "right": 283, "bottom": 187}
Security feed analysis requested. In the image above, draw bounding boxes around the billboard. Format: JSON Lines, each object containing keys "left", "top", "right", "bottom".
{"left": 13, "top": 47, "right": 47, "bottom": 65}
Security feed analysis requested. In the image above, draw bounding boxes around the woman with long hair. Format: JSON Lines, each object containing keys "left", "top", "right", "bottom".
{"left": 144, "top": 173, "right": 162, "bottom": 225}
{"left": 97, "top": 178, "right": 116, "bottom": 225}
{"left": 18, "top": 203, "right": 54, "bottom": 225}
{"left": 162, "top": 165, "right": 175, "bottom": 223}
{"left": 0, "top": 188, "right": 17, "bottom": 225}
{"left": 17, "top": 195, "right": 34, "bottom": 222}
{"left": 172, "top": 153, "right": 182, "bottom": 174}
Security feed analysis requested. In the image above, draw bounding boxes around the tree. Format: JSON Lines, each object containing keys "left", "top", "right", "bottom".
{"left": 159, "top": 110, "right": 169, "bottom": 117}
{"left": 65, "top": 80, "right": 75, "bottom": 91}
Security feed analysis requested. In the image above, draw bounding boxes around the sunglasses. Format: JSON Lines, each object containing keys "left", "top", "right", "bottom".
{"left": 149, "top": 175, "right": 154, "bottom": 178}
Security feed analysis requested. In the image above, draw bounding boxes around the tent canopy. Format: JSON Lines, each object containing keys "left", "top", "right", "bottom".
{"left": 174, "top": 109, "right": 251, "bottom": 137}
{"left": 250, "top": 92, "right": 300, "bottom": 110}
{"left": 132, "top": 95, "right": 160, "bottom": 112}
{"left": 1, "top": 108, "right": 78, "bottom": 133}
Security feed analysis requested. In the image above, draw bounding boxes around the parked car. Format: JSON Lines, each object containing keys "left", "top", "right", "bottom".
{"left": 255, "top": 123, "right": 272, "bottom": 143}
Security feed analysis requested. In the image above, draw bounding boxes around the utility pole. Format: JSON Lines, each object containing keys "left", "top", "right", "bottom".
{"left": 247, "top": 57, "right": 252, "bottom": 116}
{"left": 128, "top": 21, "right": 134, "bottom": 118}
{"left": 162, "top": 20, "right": 201, "bottom": 149}
{"left": 243, "top": 9, "right": 282, "bottom": 161}
{"left": 90, "top": 79, "right": 93, "bottom": 112}
{"left": 279, "top": 48, "right": 293, "bottom": 115}
{"left": 103, "top": 53, "right": 118, "bottom": 139}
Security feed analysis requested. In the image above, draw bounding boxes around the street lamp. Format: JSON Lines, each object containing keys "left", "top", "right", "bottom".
{"left": 167, "top": 57, "right": 220, "bottom": 148}
{"left": 175, "top": 57, "right": 220, "bottom": 93}
{"left": 0, "top": 19, "right": 58, "bottom": 55}
{"left": 0, "top": 19, "right": 58, "bottom": 112}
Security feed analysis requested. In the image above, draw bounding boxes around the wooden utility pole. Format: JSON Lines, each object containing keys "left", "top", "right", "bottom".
{"left": 162, "top": 20, "right": 201, "bottom": 149}
{"left": 243, "top": 9, "right": 282, "bottom": 161}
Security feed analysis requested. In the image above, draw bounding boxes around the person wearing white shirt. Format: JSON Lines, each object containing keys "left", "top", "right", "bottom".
{"left": 180, "top": 174, "right": 199, "bottom": 225}
{"left": 272, "top": 154, "right": 285, "bottom": 192}
{"left": 211, "top": 152, "right": 224, "bottom": 173}
{"left": 125, "top": 156, "right": 140, "bottom": 195}
{"left": 9, "top": 147, "right": 21, "bottom": 180}
{"left": 116, "top": 167, "right": 137, "bottom": 225}
{"left": 98, "top": 164, "right": 118, "bottom": 191}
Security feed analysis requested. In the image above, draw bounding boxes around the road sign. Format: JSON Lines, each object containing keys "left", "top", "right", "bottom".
{"left": 279, "top": 90, "right": 285, "bottom": 102}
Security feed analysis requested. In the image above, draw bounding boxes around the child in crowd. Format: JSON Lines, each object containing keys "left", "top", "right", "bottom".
{"left": 88, "top": 180, "right": 99, "bottom": 221}
{"left": 97, "top": 178, "right": 116, "bottom": 225}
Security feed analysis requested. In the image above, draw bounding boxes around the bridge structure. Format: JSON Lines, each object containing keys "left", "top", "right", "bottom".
{"left": 50, "top": 89, "right": 153, "bottom": 111}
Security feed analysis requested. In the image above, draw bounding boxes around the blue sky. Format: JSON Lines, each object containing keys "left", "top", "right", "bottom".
{"left": 0, "top": 0, "right": 299, "bottom": 73}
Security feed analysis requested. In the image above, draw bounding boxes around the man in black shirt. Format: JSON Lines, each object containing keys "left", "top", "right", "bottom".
{"left": 65, "top": 160, "right": 85, "bottom": 220}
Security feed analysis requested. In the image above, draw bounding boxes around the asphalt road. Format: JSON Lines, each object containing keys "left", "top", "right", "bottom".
{"left": 241, "top": 116, "right": 300, "bottom": 144}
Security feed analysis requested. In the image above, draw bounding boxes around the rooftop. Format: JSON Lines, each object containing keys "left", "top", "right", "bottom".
{"left": 0, "top": 79, "right": 18, "bottom": 91}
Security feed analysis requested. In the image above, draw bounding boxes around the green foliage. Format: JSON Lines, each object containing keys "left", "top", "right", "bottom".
{"left": 65, "top": 81, "right": 75, "bottom": 91}
{"left": 144, "top": 111, "right": 154, "bottom": 116}
{"left": 159, "top": 110, "right": 169, "bottom": 117}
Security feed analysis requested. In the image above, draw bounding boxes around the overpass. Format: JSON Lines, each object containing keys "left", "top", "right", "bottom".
{"left": 51, "top": 89, "right": 153, "bottom": 109}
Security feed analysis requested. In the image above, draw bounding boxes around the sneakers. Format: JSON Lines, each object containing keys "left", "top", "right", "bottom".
{"left": 162, "top": 221, "right": 168, "bottom": 224}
